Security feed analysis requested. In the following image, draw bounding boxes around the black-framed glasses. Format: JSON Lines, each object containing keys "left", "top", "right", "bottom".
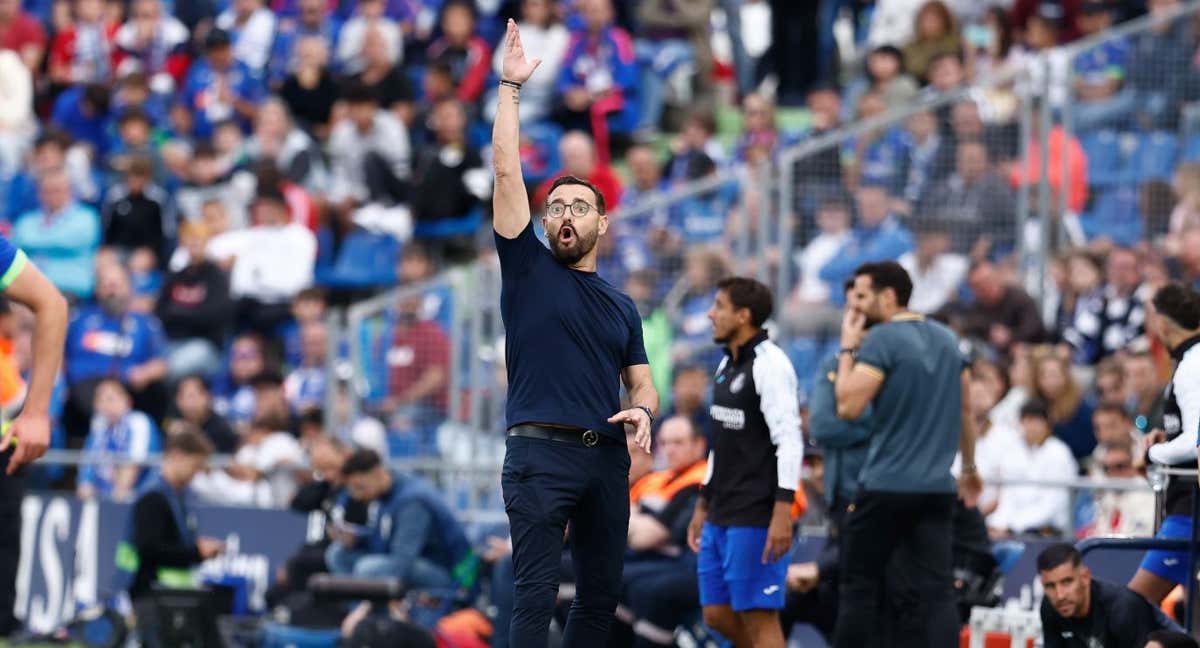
{"left": 546, "top": 200, "right": 595, "bottom": 219}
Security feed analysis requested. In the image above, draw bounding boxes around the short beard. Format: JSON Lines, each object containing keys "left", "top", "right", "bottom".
{"left": 549, "top": 227, "right": 598, "bottom": 266}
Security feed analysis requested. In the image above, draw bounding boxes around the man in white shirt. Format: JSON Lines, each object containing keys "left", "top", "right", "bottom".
{"left": 230, "top": 186, "right": 316, "bottom": 336}
{"left": 987, "top": 400, "right": 1077, "bottom": 538}
{"left": 899, "top": 221, "right": 967, "bottom": 315}
{"left": 214, "top": 0, "right": 276, "bottom": 74}
{"left": 327, "top": 82, "right": 412, "bottom": 209}
{"left": 794, "top": 198, "right": 853, "bottom": 306}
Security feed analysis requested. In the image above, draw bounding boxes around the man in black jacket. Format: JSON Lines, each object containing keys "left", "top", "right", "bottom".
{"left": 156, "top": 220, "right": 232, "bottom": 380}
{"left": 1039, "top": 543, "right": 1177, "bottom": 648}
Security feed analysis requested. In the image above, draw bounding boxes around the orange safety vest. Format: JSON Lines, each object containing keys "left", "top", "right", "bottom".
{"left": 632, "top": 460, "right": 709, "bottom": 508}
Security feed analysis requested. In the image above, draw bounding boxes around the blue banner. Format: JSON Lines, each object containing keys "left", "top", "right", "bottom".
{"left": 15, "top": 493, "right": 313, "bottom": 634}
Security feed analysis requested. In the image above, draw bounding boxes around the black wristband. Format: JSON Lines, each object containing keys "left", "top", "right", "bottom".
{"left": 838, "top": 348, "right": 858, "bottom": 358}
{"left": 499, "top": 79, "right": 522, "bottom": 90}
{"left": 635, "top": 405, "right": 654, "bottom": 425}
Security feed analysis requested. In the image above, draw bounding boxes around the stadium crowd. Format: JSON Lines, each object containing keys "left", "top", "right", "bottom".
{"left": 4, "top": 0, "right": 1200, "bottom": 644}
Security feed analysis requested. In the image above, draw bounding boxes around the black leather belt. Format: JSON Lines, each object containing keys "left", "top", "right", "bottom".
{"left": 507, "top": 424, "right": 618, "bottom": 448}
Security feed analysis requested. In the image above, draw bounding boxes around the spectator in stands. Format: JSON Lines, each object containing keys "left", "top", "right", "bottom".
{"left": 621, "top": 144, "right": 664, "bottom": 228}
{"left": 108, "top": 108, "right": 166, "bottom": 186}
{"left": 50, "top": 83, "right": 111, "bottom": 157}
{"left": 818, "top": 183, "right": 915, "bottom": 307}
{"left": 900, "top": 220, "right": 968, "bottom": 315}
{"left": 384, "top": 292, "right": 450, "bottom": 436}
{"left": 535, "top": 130, "right": 622, "bottom": 209}
{"left": 1089, "top": 440, "right": 1155, "bottom": 537}
{"left": 1039, "top": 543, "right": 1178, "bottom": 647}
{"left": 77, "top": 377, "right": 161, "bottom": 501}
{"left": 1095, "top": 359, "right": 1126, "bottom": 406}
{"left": 0, "top": 0, "right": 46, "bottom": 76}
{"left": 280, "top": 36, "right": 340, "bottom": 139}
{"left": 987, "top": 400, "right": 1076, "bottom": 538}
{"left": 487, "top": 0, "right": 569, "bottom": 123}
{"left": 1057, "top": 250, "right": 1104, "bottom": 354}
{"left": 327, "top": 449, "right": 473, "bottom": 586}
{"left": 841, "top": 46, "right": 919, "bottom": 126}
{"left": 849, "top": 92, "right": 909, "bottom": 197}
{"left": 231, "top": 186, "right": 317, "bottom": 337}
{"left": 733, "top": 92, "right": 778, "bottom": 163}
{"left": 221, "top": 411, "right": 305, "bottom": 507}
{"left": 12, "top": 167, "right": 101, "bottom": 300}
{"left": 964, "top": 358, "right": 1020, "bottom": 518}
{"left": 902, "top": 1, "right": 963, "bottom": 84}
{"left": 924, "top": 50, "right": 968, "bottom": 96}
{"left": 632, "top": 0, "right": 711, "bottom": 134}
{"left": 671, "top": 248, "right": 728, "bottom": 365}
{"left": 793, "top": 86, "right": 845, "bottom": 190}
{"left": 337, "top": 0, "right": 402, "bottom": 75}
{"left": 896, "top": 109, "right": 953, "bottom": 213}
{"left": 328, "top": 81, "right": 412, "bottom": 209}
{"left": 965, "top": 6, "right": 1027, "bottom": 82}
{"left": 113, "top": 0, "right": 189, "bottom": 94}
{"left": 556, "top": 0, "right": 638, "bottom": 155}
{"left": 101, "top": 156, "right": 170, "bottom": 262}
{"left": 181, "top": 28, "right": 265, "bottom": 140}
{"left": 1123, "top": 350, "right": 1165, "bottom": 435}
{"left": 411, "top": 98, "right": 489, "bottom": 260}
{"left": 64, "top": 262, "right": 168, "bottom": 434}
{"left": 1012, "top": 0, "right": 1082, "bottom": 44}
{"left": 1071, "top": 0, "right": 1134, "bottom": 132}
{"left": 214, "top": 0, "right": 276, "bottom": 75}
{"left": 246, "top": 98, "right": 328, "bottom": 195}
{"left": 1167, "top": 227, "right": 1200, "bottom": 288}
{"left": 284, "top": 322, "right": 328, "bottom": 415}
{"left": 281, "top": 287, "right": 326, "bottom": 369}
{"left": 618, "top": 415, "right": 706, "bottom": 647}
{"left": 268, "top": 0, "right": 340, "bottom": 87}
{"left": 348, "top": 25, "right": 417, "bottom": 127}
{"left": 920, "top": 139, "right": 1016, "bottom": 257}
{"left": 156, "top": 221, "right": 231, "bottom": 379}
{"left": 939, "top": 261, "right": 1045, "bottom": 352}
{"left": 1073, "top": 248, "right": 1146, "bottom": 365}
{"left": 667, "top": 112, "right": 724, "bottom": 176}
{"left": 329, "top": 380, "right": 389, "bottom": 460}
{"left": 660, "top": 364, "right": 711, "bottom": 443}
{"left": 792, "top": 196, "right": 854, "bottom": 309}
{"left": 0, "top": 49, "right": 33, "bottom": 179}
{"left": 1033, "top": 345, "right": 1096, "bottom": 460}
{"left": 950, "top": 99, "right": 1018, "bottom": 164}
{"left": 427, "top": 1, "right": 491, "bottom": 105}
{"left": 213, "top": 333, "right": 264, "bottom": 428}
{"left": 171, "top": 375, "right": 237, "bottom": 454}
{"left": 1126, "top": 0, "right": 1192, "bottom": 130}
{"left": 1092, "top": 400, "right": 1141, "bottom": 452}
{"left": 1169, "top": 164, "right": 1200, "bottom": 238}
{"left": 252, "top": 370, "right": 299, "bottom": 434}
{"left": 48, "top": 0, "right": 118, "bottom": 85}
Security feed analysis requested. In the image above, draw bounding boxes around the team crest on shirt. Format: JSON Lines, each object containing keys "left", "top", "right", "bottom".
{"left": 730, "top": 373, "right": 745, "bottom": 394}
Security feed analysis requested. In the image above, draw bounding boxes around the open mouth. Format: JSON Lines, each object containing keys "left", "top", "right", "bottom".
{"left": 559, "top": 226, "right": 576, "bottom": 245}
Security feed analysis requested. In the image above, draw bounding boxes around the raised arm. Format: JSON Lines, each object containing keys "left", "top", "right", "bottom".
{"left": 492, "top": 19, "right": 542, "bottom": 239}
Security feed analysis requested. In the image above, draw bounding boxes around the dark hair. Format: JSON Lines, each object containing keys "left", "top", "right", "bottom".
{"left": 83, "top": 83, "right": 110, "bottom": 115}
{"left": 441, "top": 0, "right": 476, "bottom": 21}
{"left": 1146, "top": 630, "right": 1200, "bottom": 648}
{"left": 295, "top": 287, "right": 327, "bottom": 303}
{"left": 250, "top": 370, "right": 285, "bottom": 389}
{"left": 843, "top": 277, "right": 856, "bottom": 294}
{"left": 191, "top": 141, "right": 218, "bottom": 159}
{"left": 95, "top": 376, "right": 131, "bottom": 398}
{"left": 546, "top": 175, "right": 606, "bottom": 215}
{"left": 117, "top": 106, "right": 151, "bottom": 128}
{"left": 176, "top": 374, "right": 212, "bottom": 395}
{"left": 340, "top": 80, "right": 378, "bottom": 105}
{"left": 341, "top": 448, "right": 383, "bottom": 476}
{"left": 34, "top": 129, "right": 72, "bottom": 152}
{"left": 1153, "top": 282, "right": 1200, "bottom": 330}
{"left": 985, "top": 6, "right": 1014, "bottom": 59}
{"left": 126, "top": 155, "right": 153, "bottom": 178}
{"left": 1093, "top": 400, "right": 1130, "bottom": 421}
{"left": 1036, "top": 542, "right": 1082, "bottom": 573}
{"left": 1019, "top": 398, "right": 1050, "bottom": 422}
{"left": 866, "top": 45, "right": 906, "bottom": 82}
{"left": 853, "top": 261, "right": 913, "bottom": 307}
{"left": 928, "top": 50, "right": 965, "bottom": 69}
{"left": 684, "top": 111, "right": 717, "bottom": 136}
{"left": 299, "top": 409, "right": 324, "bottom": 428}
{"left": 165, "top": 425, "right": 215, "bottom": 457}
{"left": 716, "top": 277, "right": 773, "bottom": 327}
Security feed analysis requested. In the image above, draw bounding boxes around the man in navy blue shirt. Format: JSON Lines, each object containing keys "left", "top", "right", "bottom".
{"left": 492, "top": 19, "right": 659, "bottom": 648}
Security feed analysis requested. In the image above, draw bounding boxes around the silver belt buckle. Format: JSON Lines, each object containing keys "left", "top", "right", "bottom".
{"left": 581, "top": 430, "right": 599, "bottom": 447}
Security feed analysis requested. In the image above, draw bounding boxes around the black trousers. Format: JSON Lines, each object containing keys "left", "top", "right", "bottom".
{"left": 501, "top": 435, "right": 630, "bottom": 648}
{"left": 0, "top": 450, "right": 21, "bottom": 636}
{"left": 833, "top": 491, "right": 958, "bottom": 648}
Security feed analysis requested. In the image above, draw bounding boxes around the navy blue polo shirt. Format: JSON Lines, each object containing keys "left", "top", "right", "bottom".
{"left": 496, "top": 221, "right": 648, "bottom": 441}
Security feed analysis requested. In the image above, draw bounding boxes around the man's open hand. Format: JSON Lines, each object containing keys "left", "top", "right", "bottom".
{"left": 500, "top": 19, "right": 541, "bottom": 84}
{"left": 608, "top": 407, "right": 652, "bottom": 453}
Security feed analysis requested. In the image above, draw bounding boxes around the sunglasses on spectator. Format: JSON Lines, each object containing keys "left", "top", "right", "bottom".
{"left": 546, "top": 200, "right": 596, "bottom": 219}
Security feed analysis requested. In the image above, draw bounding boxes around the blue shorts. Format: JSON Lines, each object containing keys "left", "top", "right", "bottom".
{"left": 697, "top": 522, "right": 788, "bottom": 611}
{"left": 1140, "top": 514, "right": 1192, "bottom": 586}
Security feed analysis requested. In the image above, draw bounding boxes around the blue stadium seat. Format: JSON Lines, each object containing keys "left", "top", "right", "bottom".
{"left": 259, "top": 623, "right": 341, "bottom": 648}
{"left": 992, "top": 540, "right": 1025, "bottom": 576}
{"left": 315, "top": 229, "right": 400, "bottom": 289}
{"left": 1081, "top": 186, "right": 1144, "bottom": 246}
{"left": 1124, "top": 130, "right": 1179, "bottom": 183}
{"left": 1080, "top": 130, "right": 1123, "bottom": 188}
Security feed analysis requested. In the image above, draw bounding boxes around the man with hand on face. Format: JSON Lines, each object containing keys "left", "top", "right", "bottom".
{"left": 1039, "top": 543, "right": 1177, "bottom": 648}
{"left": 832, "top": 261, "right": 980, "bottom": 648}
{"left": 492, "top": 18, "right": 659, "bottom": 648}
{"left": 686, "top": 276, "right": 803, "bottom": 648}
